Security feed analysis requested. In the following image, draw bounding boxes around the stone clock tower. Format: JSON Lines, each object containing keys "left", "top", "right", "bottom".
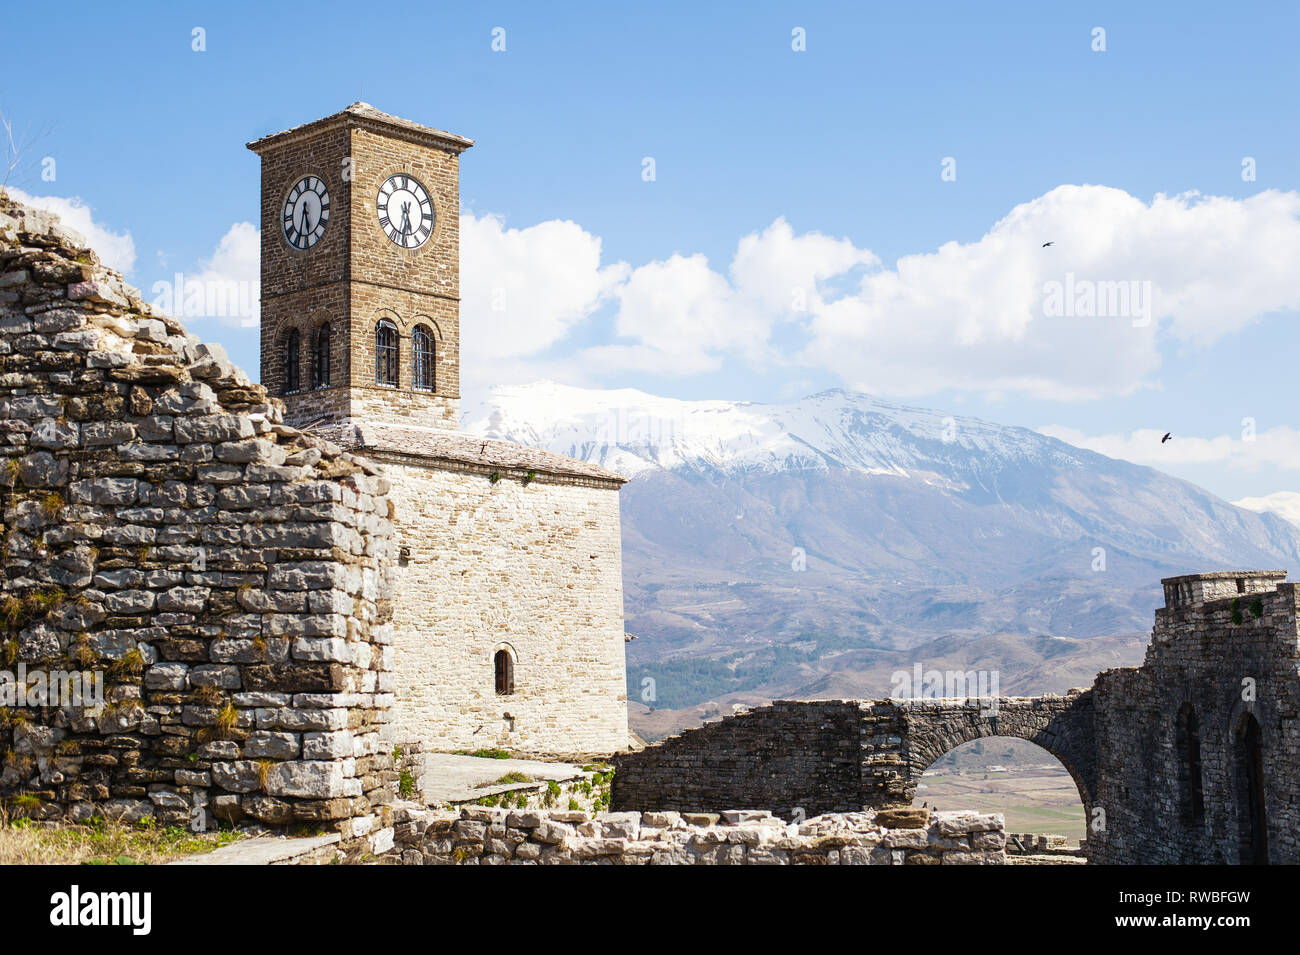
{"left": 247, "top": 103, "right": 473, "bottom": 430}
{"left": 244, "top": 104, "right": 630, "bottom": 761}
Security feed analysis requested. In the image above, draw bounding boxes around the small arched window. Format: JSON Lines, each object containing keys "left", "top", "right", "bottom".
{"left": 312, "top": 323, "right": 331, "bottom": 388}
{"left": 413, "top": 325, "right": 435, "bottom": 392}
{"left": 284, "top": 328, "right": 300, "bottom": 394}
{"left": 494, "top": 649, "right": 515, "bottom": 695}
{"left": 375, "top": 319, "right": 399, "bottom": 387}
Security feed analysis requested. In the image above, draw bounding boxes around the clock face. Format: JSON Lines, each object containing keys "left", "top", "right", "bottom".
{"left": 377, "top": 174, "right": 435, "bottom": 249}
{"left": 282, "top": 175, "right": 330, "bottom": 250}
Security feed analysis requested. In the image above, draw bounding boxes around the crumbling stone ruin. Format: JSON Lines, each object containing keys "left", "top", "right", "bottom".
{"left": 390, "top": 805, "right": 1005, "bottom": 865}
{"left": 1087, "top": 571, "right": 1299, "bottom": 863}
{"left": 612, "top": 696, "right": 1096, "bottom": 819}
{"left": 0, "top": 191, "right": 398, "bottom": 848}
{"left": 614, "top": 570, "right": 1300, "bottom": 865}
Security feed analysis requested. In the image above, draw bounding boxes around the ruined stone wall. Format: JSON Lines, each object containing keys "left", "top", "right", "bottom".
{"left": 379, "top": 456, "right": 628, "bottom": 758}
{"left": 0, "top": 192, "right": 397, "bottom": 843}
{"left": 1087, "top": 577, "right": 1300, "bottom": 864}
{"left": 612, "top": 702, "right": 877, "bottom": 817}
{"left": 612, "top": 696, "right": 1095, "bottom": 818}
{"left": 390, "top": 804, "right": 1006, "bottom": 865}
{"left": 614, "top": 573, "right": 1300, "bottom": 864}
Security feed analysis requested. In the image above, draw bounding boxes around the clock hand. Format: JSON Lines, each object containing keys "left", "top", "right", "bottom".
{"left": 399, "top": 201, "right": 412, "bottom": 241}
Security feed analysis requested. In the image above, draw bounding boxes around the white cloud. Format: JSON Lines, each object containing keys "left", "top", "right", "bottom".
{"left": 593, "top": 253, "right": 750, "bottom": 374}
{"left": 460, "top": 213, "right": 628, "bottom": 363}
{"left": 1037, "top": 424, "right": 1300, "bottom": 472}
{"left": 201, "top": 221, "right": 259, "bottom": 284}
{"left": 150, "top": 221, "right": 260, "bottom": 327}
{"left": 6, "top": 188, "right": 136, "bottom": 274}
{"left": 801, "top": 186, "right": 1300, "bottom": 400}
{"left": 1234, "top": 491, "right": 1300, "bottom": 528}
{"left": 730, "top": 217, "right": 878, "bottom": 318}
{"left": 479, "top": 186, "right": 1300, "bottom": 401}
{"left": 587, "top": 220, "right": 877, "bottom": 375}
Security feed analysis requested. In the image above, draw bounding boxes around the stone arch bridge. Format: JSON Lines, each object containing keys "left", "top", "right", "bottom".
{"left": 611, "top": 693, "right": 1097, "bottom": 820}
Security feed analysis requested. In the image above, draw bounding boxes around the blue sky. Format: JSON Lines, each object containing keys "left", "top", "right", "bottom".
{"left": 5, "top": 0, "right": 1300, "bottom": 503}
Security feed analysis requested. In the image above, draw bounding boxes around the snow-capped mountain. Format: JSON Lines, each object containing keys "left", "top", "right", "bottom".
{"left": 464, "top": 382, "right": 1300, "bottom": 721}
{"left": 465, "top": 381, "right": 1069, "bottom": 481}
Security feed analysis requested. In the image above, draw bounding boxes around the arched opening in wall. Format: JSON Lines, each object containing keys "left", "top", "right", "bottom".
{"left": 1234, "top": 713, "right": 1269, "bottom": 864}
{"left": 494, "top": 649, "right": 515, "bottom": 696}
{"left": 284, "top": 328, "right": 300, "bottom": 394}
{"left": 1175, "top": 703, "right": 1205, "bottom": 827}
{"left": 912, "top": 737, "right": 1087, "bottom": 847}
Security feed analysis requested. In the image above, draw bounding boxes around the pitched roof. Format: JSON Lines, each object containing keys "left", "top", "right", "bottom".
{"left": 316, "top": 420, "right": 627, "bottom": 485}
{"left": 247, "top": 102, "right": 474, "bottom": 155}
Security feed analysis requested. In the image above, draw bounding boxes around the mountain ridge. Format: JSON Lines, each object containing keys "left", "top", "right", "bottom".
{"left": 464, "top": 381, "right": 1300, "bottom": 736}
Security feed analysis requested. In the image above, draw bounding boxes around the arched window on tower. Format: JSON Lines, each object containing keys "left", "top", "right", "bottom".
{"left": 284, "top": 328, "right": 300, "bottom": 394}
{"left": 312, "top": 323, "right": 331, "bottom": 388}
{"left": 494, "top": 649, "right": 515, "bottom": 695}
{"left": 375, "top": 319, "right": 399, "bottom": 387}
{"left": 412, "top": 325, "right": 435, "bottom": 392}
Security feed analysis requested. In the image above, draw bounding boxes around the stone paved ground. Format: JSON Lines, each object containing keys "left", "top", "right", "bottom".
{"left": 421, "top": 753, "right": 587, "bottom": 805}
{"left": 167, "top": 833, "right": 341, "bottom": 865}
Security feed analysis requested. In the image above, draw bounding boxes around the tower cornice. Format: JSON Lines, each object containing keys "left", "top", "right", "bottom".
{"left": 247, "top": 102, "right": 474, "bottom": 156}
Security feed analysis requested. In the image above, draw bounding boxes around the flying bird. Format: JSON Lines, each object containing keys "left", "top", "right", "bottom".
{"left": 1042, "top": 241, "right": 1054, "bottom": 247}
{"left": 1161, "top": 432, "right": 1172, "bottom": 444}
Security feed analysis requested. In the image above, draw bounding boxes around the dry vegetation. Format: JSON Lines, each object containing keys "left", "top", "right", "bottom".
{"left": 0, "top": 813, "right": 243, "bottom": 865}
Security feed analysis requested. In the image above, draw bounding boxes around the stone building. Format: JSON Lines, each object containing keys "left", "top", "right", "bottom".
{"left": 248, "top": 105, "right": 630, "bottom": 758}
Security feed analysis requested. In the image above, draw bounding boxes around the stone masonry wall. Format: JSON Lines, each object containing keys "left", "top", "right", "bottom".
{"left": 380, "top": 456, "right": 628, "bottom": 758}
{"left": 612, "top": 702, "right": 875, "bottom": 818}
{"left": 390, "top": 804, "right": 1006, "bottom": 865}
{"left": 0, "top": 191, "right": 398, "bottom": 841}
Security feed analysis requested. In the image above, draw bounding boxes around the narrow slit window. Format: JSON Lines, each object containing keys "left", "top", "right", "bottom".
{"left": 312, "top": 323, "right": 331, "bottom": 388}
{"left": 284, "top": 329, "right": 300, "bottom": 393}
